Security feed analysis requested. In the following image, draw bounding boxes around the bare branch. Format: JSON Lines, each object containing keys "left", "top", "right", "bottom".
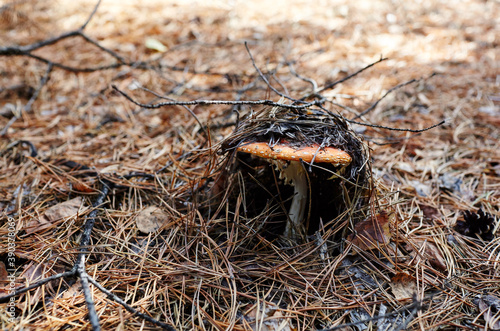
{"left": 244, "top": 42, "right": 306, "bottom": 104}
{"left": 0, "top": 0, "right": 130, "bottom": 73}
{"left": 79, "top": 260, "right": 101, "bottom": 331}
{"left": 352, "top": 79, "right": 417, "bottom": 120}
{"left": 309, "top": 56, "right": 388, "bottom": 98}
{"left": 0, "top": 270, "right": 75, "bottom": 303}
{"left": 317, "top": 105, "right": 445, "bottom": 133}
{"left": 88, "top": 277, "right": 176, "bottom": 331}
{"left": 137, "top": 84, "right": 208, "bottom": 137}
{"left": 80, "top": 0, "right": 102, "bottom": 30}
{"left": 24, "top": 62, "right": 53, "bottom": 113}
{"left": 112, "top": 85, "right": 323, "bottom": 111}
{"left": 348, "top": 119, "right": 446, "bottom": 133}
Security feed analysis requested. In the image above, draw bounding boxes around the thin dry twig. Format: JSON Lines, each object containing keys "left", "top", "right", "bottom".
{"left": 309, "top": 56, "right": 388, "bottom": 97}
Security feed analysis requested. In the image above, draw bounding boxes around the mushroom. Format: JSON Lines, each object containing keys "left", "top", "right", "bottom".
{"left": 237, "top": 141, "right": 352, "bottom": 239}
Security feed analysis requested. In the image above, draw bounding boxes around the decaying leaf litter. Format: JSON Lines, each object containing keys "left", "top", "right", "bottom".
{"left": 1, "top": 0, "right": 499, "bottom": 330}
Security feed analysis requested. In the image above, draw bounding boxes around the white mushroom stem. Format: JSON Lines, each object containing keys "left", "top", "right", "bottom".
{"left": 274, "top": 160, "right": 307, "bottom": 239}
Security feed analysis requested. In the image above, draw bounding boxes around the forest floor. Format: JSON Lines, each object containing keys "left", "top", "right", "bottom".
{"left": 1, "top": 0, "right": 499, "bottom": 330}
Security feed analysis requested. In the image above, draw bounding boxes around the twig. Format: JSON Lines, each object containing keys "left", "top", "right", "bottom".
{"left": 76, "top": 180, "right": 109, "bottom": 255}
{"left": 317, "top": 105, "right": 446, "bottom": 133}
{"left": 309, "top": 56, "right": 388, "bottom": 97}
{"left": 25, "top": 62, "right": 53, "bottom": 113}
{"left": 1, "top": 2, "right": 89, "bottom": 53}
{"left": 88, "top": 277, "right": 176, "bottom": 330}
{"left": 352, "top": 79, "right": 417, "bottom": 120}
{"left": 68, "top": 180, "right": 111, "bottom": 331}
{"left": 137, "top": 85, "right": 208, "bottom": 137}
{"left": 287, "top": 60, "right": 318, "bottom": 92}
{"left": 80, "top": 0, "right": 102, "bottom": 30}
{"left": 0, "top": 180, "right": 110, "bottom": 330}
{"left": 0, "top": 270, "right": 75, "bottom": 303}
{"left": 79, "top": 259, "right": 101, "bottom": 331}
{"left": 112, "top": 85, "right": 322, "bottom": 110}
{"left": 0, "top": 175, "right": 176, "bottom": 330}
{"left": 16, "top": 47, "right": 133, "bottom": 73}
{"left": 244, "top": 42, "right": 305, "bottom": 104}
{"left": 0, "top": 1, "right": 101, "bottom": 55}
{"left": 359, "top": 132, "right": 426, "bottom": 146}
{"left": 0, "top": 0, "right": 134, "bottom": 73}
{"left": 347, "top": 119, "right": 446, "bottom": 133}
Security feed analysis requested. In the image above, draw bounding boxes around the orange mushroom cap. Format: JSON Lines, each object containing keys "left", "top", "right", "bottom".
{"left": 237, "top": 142, "right": 352, "bottom": 165}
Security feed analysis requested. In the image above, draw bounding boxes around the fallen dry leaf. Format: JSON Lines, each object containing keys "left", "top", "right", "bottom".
{"left": 244, "top": 303, "right": 293, "bottom": 331}
{"left": 25, "top": 197, "right": 87, "bottom": 234}
{"left": 62, "top": 283, "right": 82, "bottom": 299}
{"left": 15, "top": 262, "right": 46, "bottom": 309}
{"left": 390, "top": 272, "right": 417, "bottom": 300}
{"left": 408, "top": 239, "right": 448, "bottom": 272}
{"left": 0, "top": 261, "right": 7, "bottom": 282}
{"left": 347, "top": 211, "right": 393, "bottom": 253}
{"left": 135, "top": 206, "right": 170, "bottom": 233}
{"left": 426, "top": 242, "right": 448, "bottom": 272}
{"left": 71, "top": 180, "right": 95, "bottom": 193}
{"left": 420, "top": 204, "right": 440, "bottom": 220}
{"left": 0, "top": 261, "right": 9, "bottom": 295}
{"left": 476, "top": 295, "right": 500, "bottom": 330}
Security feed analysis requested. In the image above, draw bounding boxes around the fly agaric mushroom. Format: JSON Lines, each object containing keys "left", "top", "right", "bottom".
{"left": 237, "top": 141, "right": 352, "bottom": 239}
